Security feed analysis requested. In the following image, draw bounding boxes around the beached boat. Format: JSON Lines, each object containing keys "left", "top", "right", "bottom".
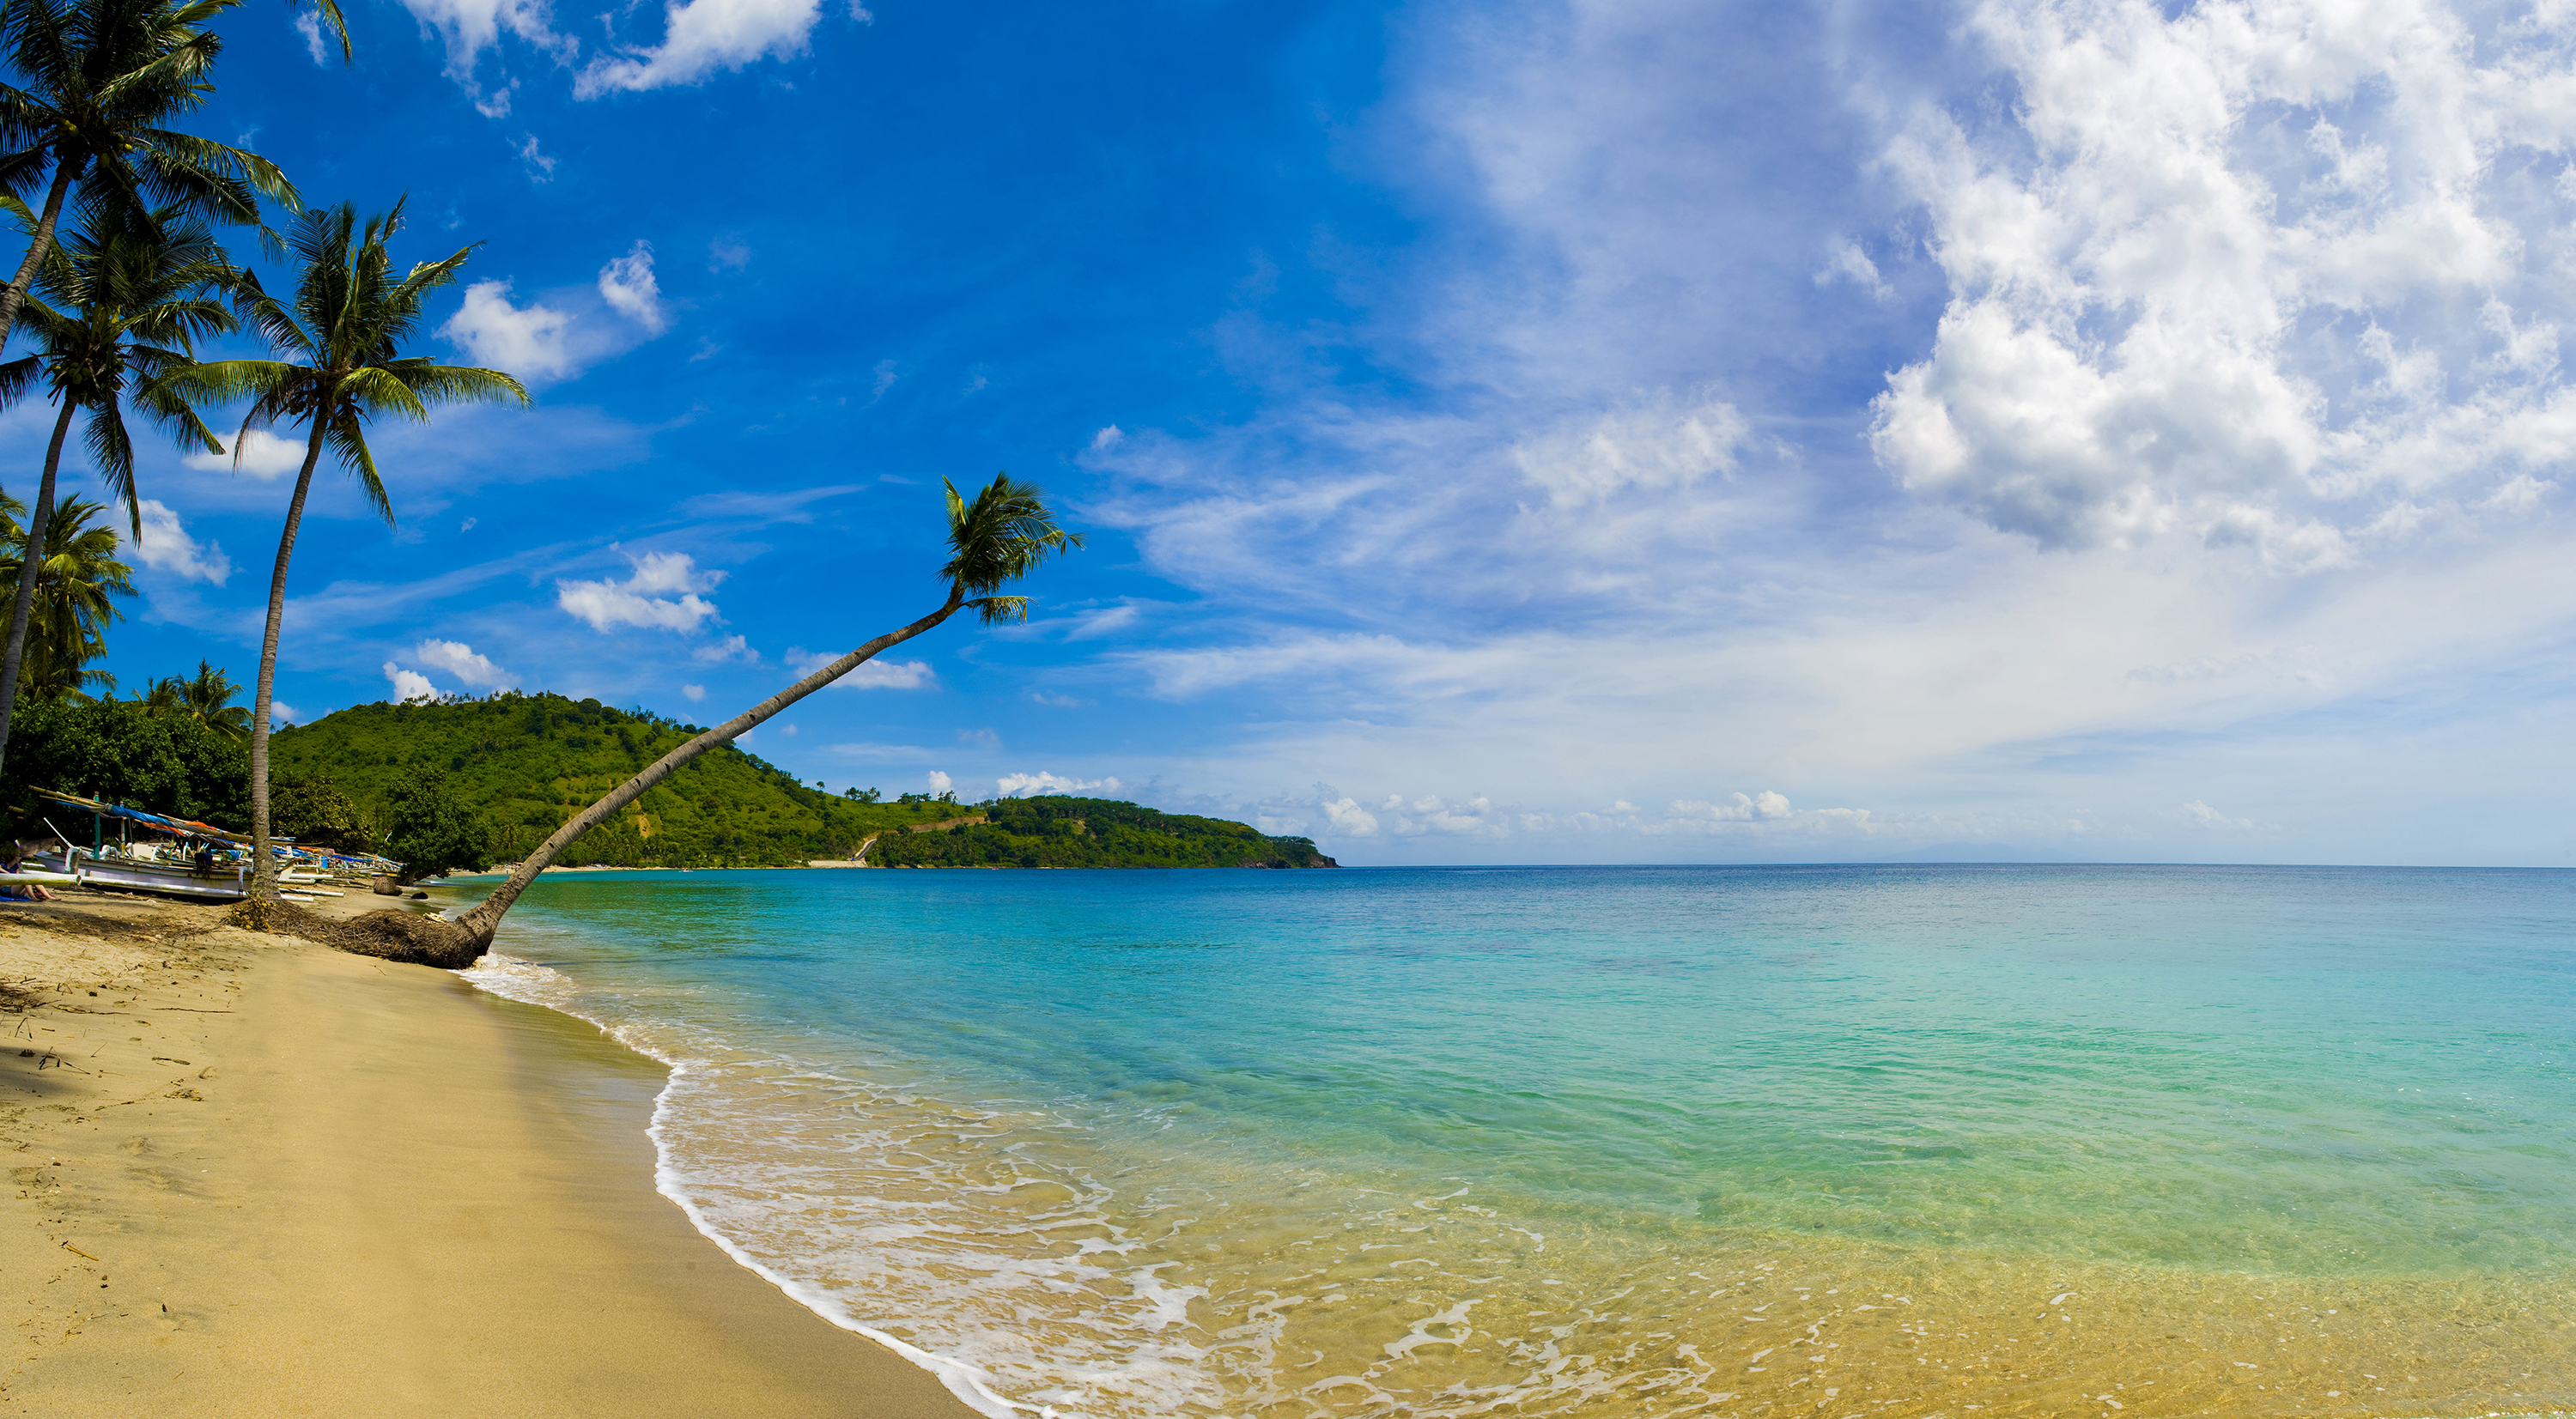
{"left": 21, "top": 790, "right": 404, "bottom": 903}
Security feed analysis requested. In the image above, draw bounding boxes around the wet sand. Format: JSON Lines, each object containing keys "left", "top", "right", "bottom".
{"left": 0, "top": 889, "right": 981, "bottom": 1417}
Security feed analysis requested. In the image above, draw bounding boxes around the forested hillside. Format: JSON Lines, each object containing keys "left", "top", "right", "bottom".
{"left": 269, "top": 694, "right": 1336, "bottom": 871}
{"left": 270, "top": 693, "right": 958, "bottom": 869}
{"left": 872, "top": 795, "right": 1336, "bottom": 869}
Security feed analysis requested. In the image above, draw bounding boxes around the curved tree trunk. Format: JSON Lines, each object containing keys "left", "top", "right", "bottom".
{"left": 248, "top": 421, "right": 331, "bottom": 905}
{"left": 0, "top": 400, "right": 82, "bottom": 771}
{"left": 373, "top": 589, "right": 970, "bottom": 967}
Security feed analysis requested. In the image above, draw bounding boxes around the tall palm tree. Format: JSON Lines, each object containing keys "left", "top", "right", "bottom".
{"left": 143, "top": 657, "right": 247, "bottom": 737}
{"left": 0, "top": 493, "right": 132, "bottom": 700}
{"left": 157, "top": 199, "right": 527, "bottom": 904}
{"left": 0, "top": 0, "right": 296, "bottom": 365}
{"left": 0, "top": 196, "right": 231, "bottom": 753}
{"left": 370, "top": 475, "right": 1079, "bottom": 967}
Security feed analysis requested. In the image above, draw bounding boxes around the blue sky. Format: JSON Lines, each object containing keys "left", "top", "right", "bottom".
{"left": 30, "top": 0, "right": 2576, "bottom": 865}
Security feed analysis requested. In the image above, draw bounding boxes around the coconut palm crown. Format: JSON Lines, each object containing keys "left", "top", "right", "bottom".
{"left": 0, "top": 0, "right": 297, "bottom": 362}
{"left": 0, "top": 493, "right": 133, "bottom": 701}
{"left": 143, "top": 657, "right": 247, "bottom": 738}
{"left": 155, "top": 197, "right": 528, "bottom": 906}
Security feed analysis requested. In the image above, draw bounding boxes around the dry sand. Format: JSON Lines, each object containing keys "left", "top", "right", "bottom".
{"left": 0, "top": 888, "right": 980, "bottom": 1418}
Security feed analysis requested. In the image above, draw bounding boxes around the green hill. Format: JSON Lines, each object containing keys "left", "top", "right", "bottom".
{"left": 270, "top": 693, "right": 1337, "bottom": 871}
{"left": 271, "top": 693, "right": 959, "bottom": 869}
{"left": 871, "top": 795, "right": 1336, "bottom": 869}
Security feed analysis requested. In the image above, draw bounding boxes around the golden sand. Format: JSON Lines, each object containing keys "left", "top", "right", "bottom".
{"left": 0, "top": 888, "right": 976, "bottom": 1417}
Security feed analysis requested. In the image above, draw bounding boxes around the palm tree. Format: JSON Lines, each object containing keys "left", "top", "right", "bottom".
{"left": 143, "top": 657, "right": 247, "bottom": 737}
{"left": 0, "top": 196, "right": 232, "bottom": 754}
{"left": 365, "top": 475, "right": 1080, "bottom": 967}
{"left": 156, "top": 199, "right": 528, "bottom": 904}
{"left": 0, "top": 0, "right": 296, "bottom": 366}
{"left": 0, "top": 493, "right": 132, "bottom": 700}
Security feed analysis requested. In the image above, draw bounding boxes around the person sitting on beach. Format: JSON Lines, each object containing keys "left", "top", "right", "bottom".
{"left": 1, "top": 849, "right": 55, "bottom": 901}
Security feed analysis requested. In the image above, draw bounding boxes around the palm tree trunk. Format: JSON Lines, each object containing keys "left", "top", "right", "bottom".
{"left": 442, "top": 588, "right": 968, "bottom": 950}
{"left": 0, "top": 160, "right": 77, "bottom": 363}
{"left": 0, "top": 400, "right": 82, "bottom": 771}
{"left": 248, "top": 421, "right": 331, "bottom": 905}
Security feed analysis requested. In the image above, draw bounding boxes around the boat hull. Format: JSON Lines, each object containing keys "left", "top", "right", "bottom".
{"left": 33, "top": 851, "right": 251, "bottom": 902}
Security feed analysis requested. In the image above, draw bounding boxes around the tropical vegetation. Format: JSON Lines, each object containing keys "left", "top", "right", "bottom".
{"left": 268, "top": 691, "right": 969, "bottom": 870}
{"left": 873, "top": 795, "right": 1334, "bottom": 870}
{"left": 0, "top": 491, "right": 131, "bottom": 700}
{"left": 157, "top": 199, "right": 528, "bottom": 902}
{"left": 0, "top": 0, "right": 297, "bottom": 773}
{"left": 142, "top": 658, "right": 248, "bottom": 737}
{"left": 0, "top": 197, "right": 232, "bottom": 720}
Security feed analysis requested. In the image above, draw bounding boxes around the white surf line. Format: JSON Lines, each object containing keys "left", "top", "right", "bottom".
{"left": 454, "top": 946, "right": 1056, "bottom": 1419}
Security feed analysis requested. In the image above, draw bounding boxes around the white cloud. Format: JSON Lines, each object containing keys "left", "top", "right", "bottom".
{"left": 693, "top": 634, "right": 756, "bottom": 663}
{"left": 128, "top": 500, "right": 228, "bottom": 585}
{"left": 926, "top": 770, "right": 953, "bottom": 797}
{"left": 442, "top": 281, "right": 575, "bottom": 380}
{"left": 1868, "top": 0, "right": 2576, "bottom": 567}
{"left": 184, "top": 428, "right": 305, "bottom": 478}
{"left": 1510, "top": 388, "right": 1748, "bottom": 508}
{"left": 394, "top": 0, "right": 571, "bottom": 99}
{"left": 516, "top": 133, "right": 553, "bottom": 179}
{"left": 294, "top": 10, "right": 329, "bottom": 64}
{"left": 1814, "top": 237, "right": 1892, "bottom": 300}
{"left": 383, "top": 664, "right": 436, "bottom": 702}
{"left": 2180, "top": 799, "right": 2257, "bottom": 832}
{"left": 598, "top": 241, "right": 667, "bottom": 334}
{"left": 783, "top": 646, "right": 936, "bottom": 689}
{"left": 1321, "top": 797, "right": 1380, "bottom": 837}
{"left": 556, "top": 549, "right": 723, "bottom": 633}
{"left": 996, "top": 771, "right": 1122, "bottom": 797}
{"left": 270, "top": 701, "right": 299, "bottom": 727}
{"left": 415, "top": 638, "right": 513, "bottom": 688}
{"left": 574, "top": 0, "right": 852, "bottom": 97}
{"left": 682, "top": 683, "right": 706, "bottom": 701}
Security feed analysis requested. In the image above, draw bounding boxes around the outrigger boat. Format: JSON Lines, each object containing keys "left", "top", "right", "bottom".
{"left": 23, "top": 790, "right": 404, "bottom": 903}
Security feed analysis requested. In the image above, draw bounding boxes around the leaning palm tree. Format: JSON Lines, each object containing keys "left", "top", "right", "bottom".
{"left": 143, "top": 658, "right": 248, "bottom": 738}
{"left": 0, "top": 196, "right": 232, "bottom": 756}
{"left": 0, "top": 0, "right": 297, "bottom": 364}
{"left": 0, "top": 493, "right": 133, "bottom": 700}
{"left": 155, "top": 199, "right": 527, "bottom": 905}
{"left": 349, "top": 475, "right": 1080, "bottom": 968}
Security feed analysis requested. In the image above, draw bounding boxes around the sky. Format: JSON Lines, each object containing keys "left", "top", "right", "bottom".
{"left": 25, "top": 0, "right": 2576, "bottom": 865}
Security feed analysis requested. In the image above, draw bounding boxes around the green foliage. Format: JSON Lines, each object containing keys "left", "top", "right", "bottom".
{"left": 380, "top": 766, "right": 490, "bottom": 881}
{"left": 0, "top": 694, "right": 247, "bottom": 840}
{"left": 270, "top": 692, "right": 969, "bottom": 869}
{"left": 270, "top": 771, "right": 373, "bottom": 854}
{"left": 873, "top": 796, "right": 1336, "bottom": 870}
{"left": 143, "top": 658, "right": 249, "bottom": 739}
{"left": 0, "top": 494, "right": 134, "bottom": 700}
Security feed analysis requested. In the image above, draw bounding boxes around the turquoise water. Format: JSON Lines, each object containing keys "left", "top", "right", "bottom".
{"left": 450, "top": 864, "right": 2576, "bottom": 1417}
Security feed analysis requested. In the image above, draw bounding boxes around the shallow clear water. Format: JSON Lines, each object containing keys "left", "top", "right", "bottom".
{"left": 447, "top": 864, "right": 2576, "bottom": 1418}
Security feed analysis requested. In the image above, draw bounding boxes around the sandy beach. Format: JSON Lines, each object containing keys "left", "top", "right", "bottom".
{"left": 0, "top": 887, "right": 979, "bottom": 1417}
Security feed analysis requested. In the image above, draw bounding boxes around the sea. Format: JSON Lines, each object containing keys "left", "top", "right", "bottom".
{"left": 443, "top": 864, "right": 2576, "bottom": 1419}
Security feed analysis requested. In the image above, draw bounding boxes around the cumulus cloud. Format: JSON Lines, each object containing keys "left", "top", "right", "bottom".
{"left": 556, "top": 549, "right": 723, "bottom": 633}
{"left": 383, "top": 664, "right": 436, "bottom": 702}
{"left": 598, "top": 241, "right": 667, "bottom": 333}
{"left": 783, "top": 647, "right": 935, "bottom": 689}
{"left": 996, "top": 771, "right": 1122, "bottom": 797}
{"left": 270, "top": 701, "right": 299, "bottom": 727}
{"left": 1814, "top": 237, "right": 1892, "bottom": 300}
{"left": 1868, "top": 0, "right": 2576, "bottom": 568}
{"left": 575, "top": 0, "right": 852, "bottom": 97}
{"left": 183, "top": 428, "right": 305, "bottom": 478}
{"left": 1321, "top": 797, "right": 1380, "bottom": 836}
{"left": 128, "top": 500, "right": 228, "bottom": 585}
{"left": 926, "top": 770, "right": 953, "bottom": 797}
{"left": 682, "top": 683, "right": 706, "bottom": 701}
{"left": 415, "top": 638, "right": 513, "bottom": 688}
{"left": 442, "top": 281, "right": 576, "bottom": 380}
